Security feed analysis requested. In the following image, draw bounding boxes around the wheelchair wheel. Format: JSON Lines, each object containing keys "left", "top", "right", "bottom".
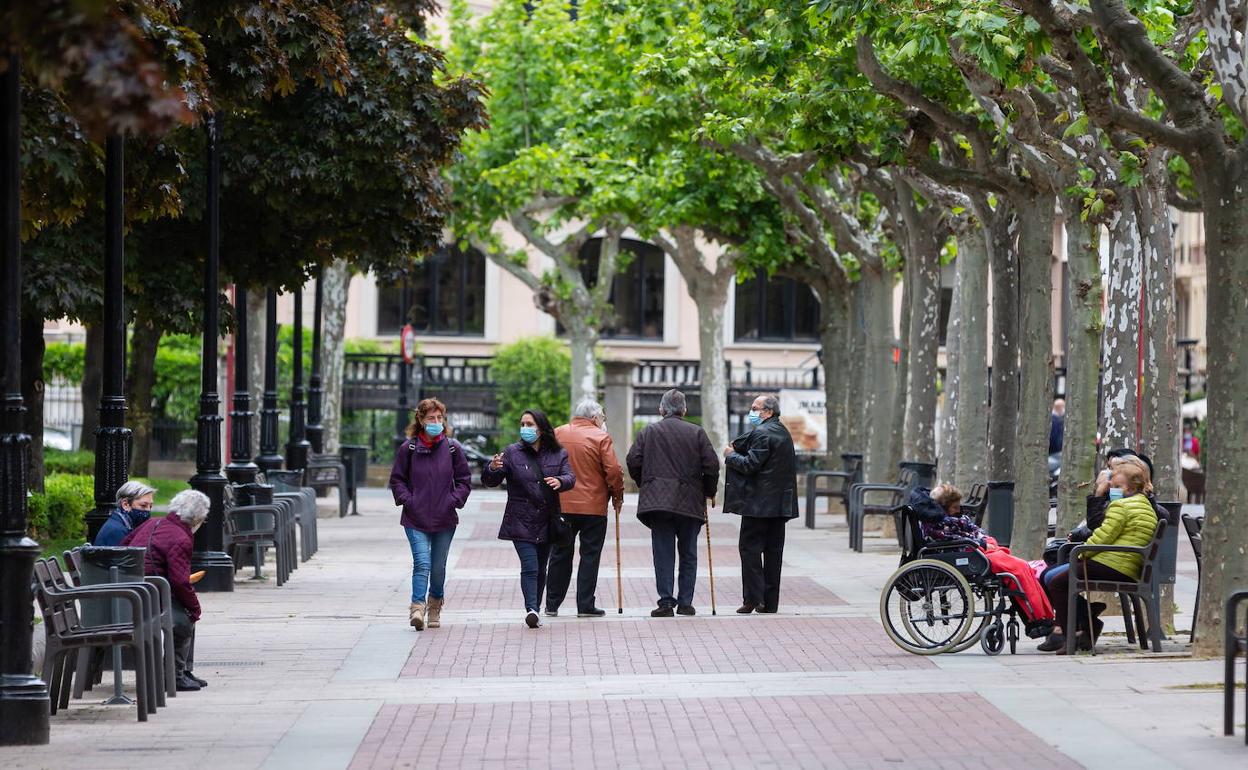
{"left": 1007, "top": 617, "right": 1020, "bottom": 655}
{"left": 880, "top": 558, "right": 974, "bottom": 655}
{"left": 981, "top": 620, "right": 1005, "bottom": 655}
{"left": 946, "top": 608, "right": 990, "bottom": 653}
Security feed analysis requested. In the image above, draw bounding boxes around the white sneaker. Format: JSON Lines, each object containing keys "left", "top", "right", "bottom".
{"left": 525, "top": 610, "right": 541, "bottom": 628}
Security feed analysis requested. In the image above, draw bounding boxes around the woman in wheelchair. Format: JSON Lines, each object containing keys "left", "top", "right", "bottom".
{"left": 917, "top": 484, "right": 1056, "bottom": 638}
{"left": 1039, "top": 456, "right": 1158, "bottom": 654}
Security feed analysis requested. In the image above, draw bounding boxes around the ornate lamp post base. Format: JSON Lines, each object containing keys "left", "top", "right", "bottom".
{"left": 188, "top": 471, "right": 234, "bottom": 592}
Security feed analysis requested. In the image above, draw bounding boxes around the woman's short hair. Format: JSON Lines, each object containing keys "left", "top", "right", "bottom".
{"left": 930, "top": 483, "right": 963, "bottom": 512}
{"left": 1114, "top": 455, "right": 1152, "bottom": 495}
{"left": 115, "top": 480, "right": 157, "bottom": 506}
{"left": 169, "top": 489, "right": 211, "bottom": 528}
{"left": 406, "top": 397, "right": 449, "bottom": 439}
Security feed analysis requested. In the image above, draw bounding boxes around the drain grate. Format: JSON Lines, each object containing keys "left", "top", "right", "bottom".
{"left": 195, "top": 661, "right": 265, "bottom": 667}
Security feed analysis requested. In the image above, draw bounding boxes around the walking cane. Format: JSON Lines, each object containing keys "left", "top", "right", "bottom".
{"left": 705, "top": 499, "right": 717, "bottom": 616}
{"left": 615, "top": 504, "right": 623, "bottom": 614}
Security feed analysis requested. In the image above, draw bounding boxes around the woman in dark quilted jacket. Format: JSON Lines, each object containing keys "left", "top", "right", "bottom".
{"left": 482, "top": 409, "right": 575, "bottom": 629}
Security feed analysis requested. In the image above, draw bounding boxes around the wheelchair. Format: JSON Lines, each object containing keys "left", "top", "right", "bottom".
{"left": 879, "top": 505, "right": 1043, "bottom": 656}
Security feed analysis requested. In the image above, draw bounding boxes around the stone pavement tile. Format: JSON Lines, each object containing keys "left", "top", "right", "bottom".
{"left": 347, "top": 693, "right": 1079, "bottom": 769}
{"left": 400, "top": 617, "right": 931, "bottom": 679}
{"left": 457, "top": 544, "right": 743, "bottom": 570}
{"left": 450, "top": 575, "right": 845, "bottom": 611}
{"left": 471, "top": 519, "right": 741, "bottom": 541}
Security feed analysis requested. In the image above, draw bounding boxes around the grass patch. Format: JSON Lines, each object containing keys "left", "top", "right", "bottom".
{"left": 40, "top": 536, "right": 87, "bottom": 560}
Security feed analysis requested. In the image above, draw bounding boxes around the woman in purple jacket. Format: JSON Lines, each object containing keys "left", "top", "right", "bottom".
{"left": 389, "top": 397, "right": 472, "bottom": 631}
{"left": 482, "top": 409, "right": 575, "bottom": 629}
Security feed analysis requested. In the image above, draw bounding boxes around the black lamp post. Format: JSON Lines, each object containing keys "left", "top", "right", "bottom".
{"left": 188, "top": 114, "right": 233, "bottom": 592}
{"left": 0, "top": 51, "right": 50, "bottom": 748}
{"left": 286, "top": 286, "right": 311, "bottom": 470}
{"left": 226, "top": 285, "right": 259, "bottom": 484}
{"left": 86, "top": 134, "right": 132, "bottom": 543}
{"left": 1177, "top": 337, "right": 1198, "bottom": 402}
{"left": 306, "top": 270, "right": 324, "bottom": 454}
{"left": 255, "top": 289, "right": 284, "bottom": 471}
{"left": 394, "top": 281, "right": 410, "bottom": 447}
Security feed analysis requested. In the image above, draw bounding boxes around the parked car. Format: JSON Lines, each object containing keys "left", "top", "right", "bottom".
{"left": 43, "top": 427, "right": 73, "bottom": 451}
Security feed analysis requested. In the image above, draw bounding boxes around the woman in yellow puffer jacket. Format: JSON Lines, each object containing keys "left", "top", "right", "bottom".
{"left": 1041, "top": 456, "right": 1159, "bottom": 653}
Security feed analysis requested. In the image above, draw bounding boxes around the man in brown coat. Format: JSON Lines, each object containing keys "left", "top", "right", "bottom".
{"left": 546, "top": 399, "right": 625, "bottom": 617}
{"left": 627, "top": 389, "right": 719, "bottom": 617}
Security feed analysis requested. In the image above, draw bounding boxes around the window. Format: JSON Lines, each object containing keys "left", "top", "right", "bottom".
{"left": 734, "top": 274, "right": 820, "bottom": 342}
{"left": 568, "top": 238, "right": 665, "bottom": 340}
{"left": 377, "top": 245, "right": 486, "bottom": 336}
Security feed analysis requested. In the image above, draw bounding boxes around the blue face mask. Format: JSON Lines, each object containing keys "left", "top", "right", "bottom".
{"left": 520, "top": 426, "right": 539, "bottom": 444}
{"left": 1108, "top": 487, "right": 1124, "bottom": 501}
{"left": 747, "top": 410, "right": 762, "bottom": 426}
{"left": 424, "top": 422, "right": 444, "bottom": 437}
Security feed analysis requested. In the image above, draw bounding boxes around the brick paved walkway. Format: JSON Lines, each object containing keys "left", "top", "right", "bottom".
{"left": 5, "top": 489, "right": 1242, "bottom": 770}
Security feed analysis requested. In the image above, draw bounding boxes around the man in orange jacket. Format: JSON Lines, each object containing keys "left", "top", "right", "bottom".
{"left": 546, "top": 399, "right": 625, "bottom": 617}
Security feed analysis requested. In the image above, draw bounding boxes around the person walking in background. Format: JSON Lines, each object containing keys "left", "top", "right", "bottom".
{"left": 122, "top": 489, "right": 211, "bottom": 692}
{"left": 94, "top": 480, "right": 157, "bottom": 547}
{"left": 627, "top": 389, "right": 719, "bottom": 617}
{"left": 388, "top": 397, "right": 472, "bottom": 631}
{"left": 723, "top": 394, "right": 798, "bottom": 614}
{"left": 1048, "top": 398, "right": 1066, "bottom": 455}
{"left": 483, "top": 409, "right": 575, "bottom": 629}
{"left": 546, "top": 399, "right": 624, "bottom": 618}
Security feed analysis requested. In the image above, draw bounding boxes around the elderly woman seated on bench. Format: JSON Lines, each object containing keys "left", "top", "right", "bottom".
{"left": 913, "top": 484, "right": 1055, "bottom": 639}
{"left": 1039, "top": 456, "right": 1158, "bottom": 654}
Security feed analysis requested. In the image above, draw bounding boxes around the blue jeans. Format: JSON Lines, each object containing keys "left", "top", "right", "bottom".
{"left": 650, "top": 511, "right": 703, "bottom": 608}
{"left": 513, "top": 541, "right": 552, "bottom": 613}
{"left": 405, "top": 527, "right": 456, "bottom": 603}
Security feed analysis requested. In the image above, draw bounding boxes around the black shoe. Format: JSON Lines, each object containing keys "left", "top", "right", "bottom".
{"left": 187, "top": 672, "right": 208, "bottom": 688}
{"left": 544, "top": 608, "right": 559, "bottom": 617}
{"left": 651, "top": 606, "right": 674, "bottom": 617}
{"left": 756, "top": 606, "right": 778, "bottom": 614}
{"left": 676, "top": 605, "right": 696, "bottom": 616}
{"left": 736, "top": 604, "right": 756, "bottom": 614}
{"left": 1037, "top": 633, "right": 1066, "bottom": 652}
{"left": 577, "top": 608, "right": 606, "bottom": 617}
{"left": 175, "top": 675, "right": 201, "bottom": 692}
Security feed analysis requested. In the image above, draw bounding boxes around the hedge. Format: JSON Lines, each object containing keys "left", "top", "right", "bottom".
{"left": 491, "top": 337, "right": 572, "bottom": 448}
{"left": 28, "top": 473, "right": 92, "bottom": 543}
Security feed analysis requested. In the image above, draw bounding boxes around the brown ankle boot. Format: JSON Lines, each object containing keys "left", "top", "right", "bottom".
{"left": 427, "top": 597, "right": 444, "bottom": 628}
{"left": 409, "top": 602, "right": 425, "bottom": 630}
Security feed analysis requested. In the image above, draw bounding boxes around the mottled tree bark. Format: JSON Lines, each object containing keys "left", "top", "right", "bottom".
{"left": 898, "top": 192, "right": 943, "bottom": 465}
{"left": 125, "top": 322, "right": 161, "bottom": 477}
{"left": 817, "top": 284, "right": 851, "bottom": 461}
{"left": 889, "top": 264, "right": 910, "bottom": 473}
{"left": 938, "top": 271, "right": 960, "bottom": 484}
{"left": 1101, "top": 205, "right": 1142, "bottom": 451}
{"left": 79, "top": 323, "right": 103, "bottom": 452}
{"left": 320, "top": 258, "right": 350, "bottom": 454}
{"left": 1058, "top": 202, "right": 1104, "bottom": 534}
{"left": 987, "top": 205, "right": 1019, "bottom": 485}
{"left": 861, "top": 268, "right": 897, "bottom": 482}
{"left": 954, "top": 227, "right": 989, "bottom": 492}
{"left": 847, "top": 282, "right": 868, "bottom": 455}
{"left": 1013, "top": 196, "right": 1056, "bottom": 559}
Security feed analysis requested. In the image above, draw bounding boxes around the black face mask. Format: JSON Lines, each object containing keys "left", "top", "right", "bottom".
{"left": 123, "top": 506, "right": 153, "bottom": 528}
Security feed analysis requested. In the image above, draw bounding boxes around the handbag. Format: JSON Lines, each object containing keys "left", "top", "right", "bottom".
{"left": 545, "top": 484, "right": 574, "bottom": 546}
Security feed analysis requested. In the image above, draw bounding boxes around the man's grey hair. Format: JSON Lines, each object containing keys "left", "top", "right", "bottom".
{"left": 759, "top": 395, "right": 780, "bottom": 417}
{"left": 659, "top": 388, "right": 687, "bottom": 417}
{"left": 169, "top": 489, "right": 211, "bottom": 528}
{"left": 574, "top": 399, "right": 605, "bottom": 420}
{"left": 115, "top": 480, "right": 157, "bottom": 506}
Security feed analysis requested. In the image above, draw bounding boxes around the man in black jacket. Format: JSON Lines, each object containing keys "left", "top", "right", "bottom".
{"left": 627, "top": 389, "right": 720, "bottom": 617}
{"left": 723, "top": 394, "right": 798, "bottom": 614}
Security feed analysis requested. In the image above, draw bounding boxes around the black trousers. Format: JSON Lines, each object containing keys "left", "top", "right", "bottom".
{"left": 739, "top": 517, "right": 787, "bottom": 610}
{"left": 172, "top": 600, "right": 197, "bottom": 677}
{"left": 545, "top": 514, "right": 608, "bottom": 612}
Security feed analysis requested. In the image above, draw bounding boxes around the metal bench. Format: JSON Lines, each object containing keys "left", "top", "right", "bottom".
{"left": 1224, "top": 589, "right": 1248, "bottom": 743}
{"left": 804, "top": 452, "right": 863, "bottom": 529}
{"left": 305, "top": 453, "right": 349, "bottom": 518}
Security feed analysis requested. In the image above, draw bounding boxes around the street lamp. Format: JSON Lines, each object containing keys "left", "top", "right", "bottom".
{"left": 0, "top": 51, "right": 50, "bottom": 746}
{"left": 286, "top": 285, "right": 311, "bottom": 470}
{"left": 225, "top": 285, "right": 259, "bottom": 484}
{"left": 306, "top": 270, "right": 324, "bottom": 454}
{"left": 255, "top": 289, "right": 284, "bottom": 471}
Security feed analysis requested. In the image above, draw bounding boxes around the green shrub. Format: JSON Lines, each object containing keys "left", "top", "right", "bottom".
{"left": 154, "top": 334, "right": 204, "bottom": 424}
{"left": 490, "top": 336, "right": 572, "bottom": 448}
{"left": 29, "top": 473, "right": 92, "bottom": 542}
{"left": 44, "top": 448, "right": 95, "bottom": 475}
{"left": 44, "top": 341, "right": 85, "bottom": 382}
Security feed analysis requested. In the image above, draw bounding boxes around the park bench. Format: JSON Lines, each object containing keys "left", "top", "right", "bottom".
{"left": 1224, "top": 589, "right": 1248, "bottom": 743}
{"left": 264, "top": 473, "right": 318, "bottom": 560}
{"left": 1061, "top": 519, "right": 1168, "bottom": 655}
{"left": 225, "top": 483, "right": 297, "bottom": 586}
{"left": 305, "top": 453, "right": 350, "bottom": 519}
{"left": 848, "top": 466, "right": 918, "bottom": 553}
{"left": 33, "top": 557, "right": 161, "bottom": 721}
{"left": 1181, "top": 512, "right": 1203, "bottom": 642}
{"left": 803, "top": 452, "right": 863, "bottom": 529}
{"left": 61, "top": 547, "right": 176, "bottom": 706}
{"left": 340, "top": 444, "right": 370, "bottom": 516}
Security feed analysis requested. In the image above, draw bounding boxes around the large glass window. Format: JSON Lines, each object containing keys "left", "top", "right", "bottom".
{"left": 570, "top": 238, "right": 665, "bottom": 340}
{"left": 734, "top": 274, "right": 820, "bottom": 342}
{"left": 377, "top": 244, "right": 486, "bottom": 336}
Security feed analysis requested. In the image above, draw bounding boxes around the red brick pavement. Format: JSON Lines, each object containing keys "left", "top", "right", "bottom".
{"left": 458, "top": 544, "right": 743, "bottom": 570}
{"left": 447, "top": 576, "right": 845, "bottom": 610}
{"left": 471, "top": 519, "right": 741, "bottom": 541}
{"left": 350, "top": 693, "right": 1078, "bottom": 769}
{"left": 400, "top": 617, "right": 928, "bottom": 678}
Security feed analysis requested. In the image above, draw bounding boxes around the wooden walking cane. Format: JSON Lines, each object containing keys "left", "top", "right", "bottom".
{"left": 705, "top": 498, "right": 717, "bottom": 616}
{"left": 615, "top": 505, "right": 623, "bottom": 614}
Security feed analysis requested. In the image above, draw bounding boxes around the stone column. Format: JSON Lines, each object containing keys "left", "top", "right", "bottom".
{"left": 601, "top": 360, "right": 636, "bottom": 470}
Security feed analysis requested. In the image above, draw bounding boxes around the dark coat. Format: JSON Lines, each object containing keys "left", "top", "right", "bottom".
{"left": 723, "top": 416, "right": 798, "bottom": 519}
{"left": 122, "top": 514, "right": 200, "bottom": 622}
{"left": 94, "top": 507, "right": 151, "bottom": 547}
{"left": 388, "top": 435, "right": 473, "bottom": 532}
{"left": 626, "top": 415, "right": 719, "bottom": 524}
{"left": 482, "top": 441, "right": 575, "bottom": 543}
